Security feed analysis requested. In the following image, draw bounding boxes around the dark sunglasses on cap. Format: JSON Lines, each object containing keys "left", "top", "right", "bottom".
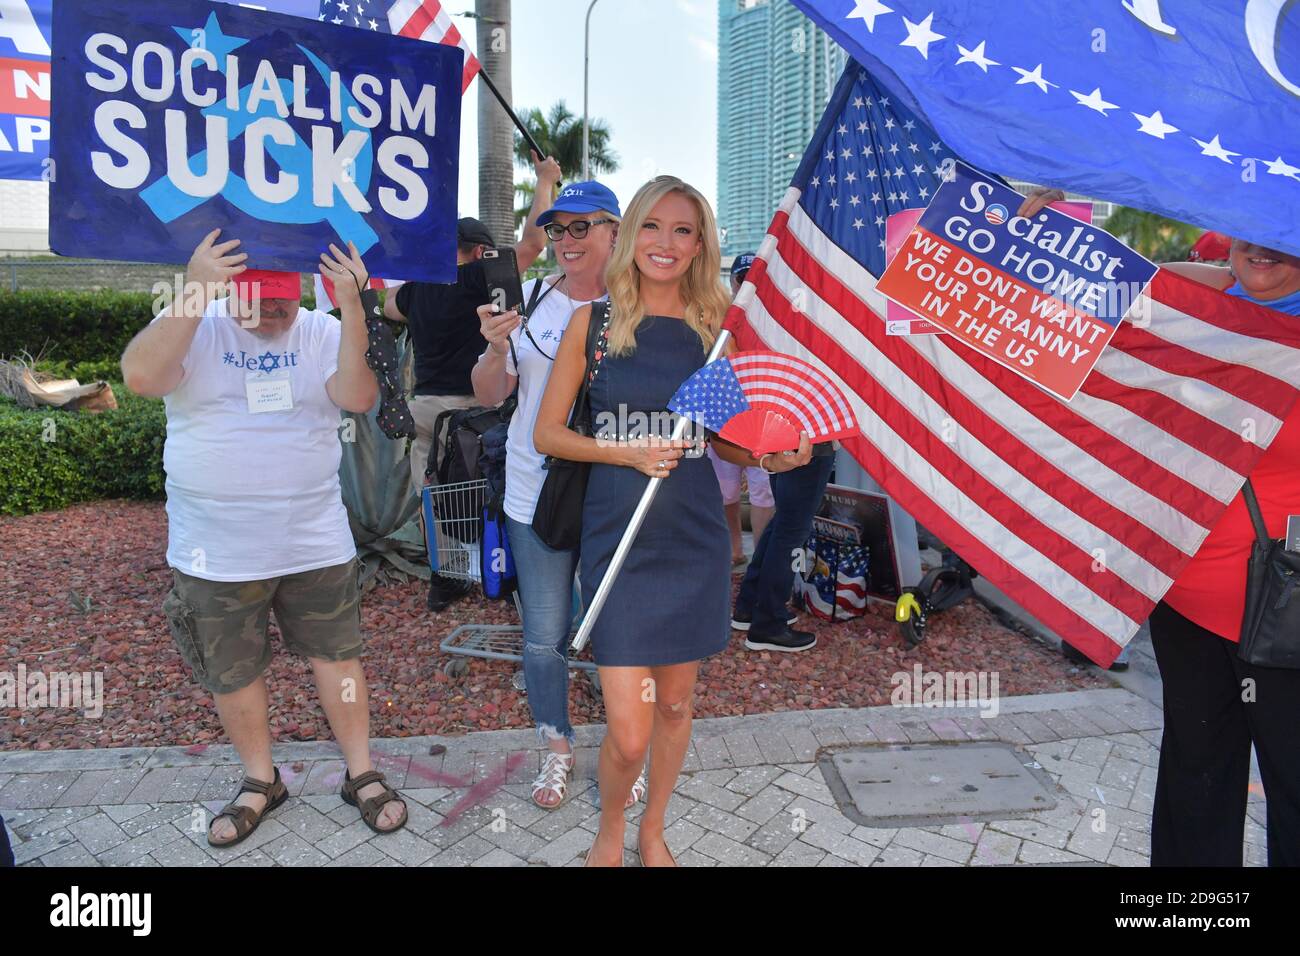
{"left": 543, "top": 218, "right": 616, "bottom": 241}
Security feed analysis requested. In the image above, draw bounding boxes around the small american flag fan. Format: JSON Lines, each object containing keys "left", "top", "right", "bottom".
{"left": 669, "top": 351, "right": 858, "bottom": 455}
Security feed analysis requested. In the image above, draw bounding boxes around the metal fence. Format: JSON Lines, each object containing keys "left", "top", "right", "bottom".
{"left": 0, "top": 254, "right": 179, "bottom": 294}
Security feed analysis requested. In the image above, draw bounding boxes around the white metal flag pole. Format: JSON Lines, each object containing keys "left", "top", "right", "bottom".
{"left": 571, "top": 328, "right": 733, "bottom": 652}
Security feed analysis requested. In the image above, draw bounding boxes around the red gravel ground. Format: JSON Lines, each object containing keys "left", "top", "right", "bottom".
{"left": 2, "top": 500, "right": 1106, "bottom": 751}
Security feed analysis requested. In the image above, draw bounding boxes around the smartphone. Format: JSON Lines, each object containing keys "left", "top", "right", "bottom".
{"left": 481, "top": 247, "right": 524, "bottom": 315}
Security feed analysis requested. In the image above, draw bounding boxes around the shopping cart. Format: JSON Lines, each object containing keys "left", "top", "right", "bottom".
{"left": 424, "top": 479, "right": 599, "bottom": 684}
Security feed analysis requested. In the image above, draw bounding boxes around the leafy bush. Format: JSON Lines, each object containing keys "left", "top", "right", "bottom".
{"left": 0, "top": 288, "right": 323, "bottom": 367}
{"left": 33, "top": 357, "right": 125, "bottom": 383}
{"left": 0, "top": 290, "right": 156, "bottom": 367}
{"left": 0, "top": 390, "right": 166, "bottom": 516}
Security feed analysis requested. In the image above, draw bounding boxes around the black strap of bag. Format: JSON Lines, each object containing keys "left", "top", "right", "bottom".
{"left": 500, "top": 276, "right": 564, "bottom": 424}
{"left": 1237, "top": 478, "right": 1300, "bottom": 669}
{"left": 1242, "top": 478, "right": 1271, "bottom": 546}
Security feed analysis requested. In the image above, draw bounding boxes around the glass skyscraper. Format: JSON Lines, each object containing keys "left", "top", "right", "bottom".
{"left": 717, "top": 0, "right": 847, "bottom": 259}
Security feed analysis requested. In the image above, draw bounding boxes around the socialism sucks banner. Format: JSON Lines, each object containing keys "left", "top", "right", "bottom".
{"left": 49, "top": 0, "right": 463, "bottom": 280}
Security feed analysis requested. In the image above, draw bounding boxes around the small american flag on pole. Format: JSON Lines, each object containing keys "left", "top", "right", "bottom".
{"left": 727, "top": 62, "right": 1300, "bottom": 666}
{"left": 318, "top": 0, "right": 481, "bottom": 93}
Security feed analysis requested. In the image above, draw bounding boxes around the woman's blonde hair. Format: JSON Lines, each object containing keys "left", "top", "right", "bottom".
{"left": 604, "top": 176, "right": 730, "bottom": 356}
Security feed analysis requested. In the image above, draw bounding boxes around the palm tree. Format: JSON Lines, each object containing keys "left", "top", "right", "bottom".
{"left": 1103, "top": 206, "right": 1202, "bottom": 262}
{"left": 476, "top": 0, "right": 517, "bottom": 249}
{"left": 513, "top": 100, "right": 619, "bottom": 200}
{"left": 512, "top": 101, "right": 619, "bottom": 258}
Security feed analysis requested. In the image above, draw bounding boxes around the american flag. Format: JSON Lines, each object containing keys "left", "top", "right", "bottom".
{"left": 318, "top": 0, "right": 480, "bottom": 93}
{"left": 726, "top": 62, "right": 1300, "bottom": 666}
{"left": 799, "top": 536, "right": 869, "bottom": 621}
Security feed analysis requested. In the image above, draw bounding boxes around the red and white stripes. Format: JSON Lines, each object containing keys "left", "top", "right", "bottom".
{"left": 387, "top": 0, "right": 481, "bottom": 93}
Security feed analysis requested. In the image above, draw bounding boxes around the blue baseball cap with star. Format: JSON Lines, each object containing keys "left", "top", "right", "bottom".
{"left": 730, "top": 253, "right": 757, "bottom": 281}
{"left": 536, "top": 181, "right": 622, "bottom": 227}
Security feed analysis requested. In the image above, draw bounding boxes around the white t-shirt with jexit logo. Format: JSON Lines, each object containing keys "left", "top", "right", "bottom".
{"left": 502, "top": 277, "right": 605, "bottom": 525}
{"left": 158, "top": 296, "right": 356, "bottom": 582}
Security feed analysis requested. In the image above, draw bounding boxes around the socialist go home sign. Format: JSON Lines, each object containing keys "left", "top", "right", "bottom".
{"left": 876, "top": 162, "right": 1158, "bottom": 402}
{"left": 49, "top": 0, "right": 462, "bottom": 281}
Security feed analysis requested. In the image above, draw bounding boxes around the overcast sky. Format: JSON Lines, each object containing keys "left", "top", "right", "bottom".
{"left": 449, "top": 0, "right": 720, "bottom": 219}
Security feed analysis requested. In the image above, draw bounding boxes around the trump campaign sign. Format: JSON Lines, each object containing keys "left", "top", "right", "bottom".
{"left": 49, "top": 0, "right": 463, "bottom": 280}
{"left": 876, "top": 162, "right": 1157, "bottom": 401}
{"left": 0, "top": 0, "right": 51, "bottom": 181}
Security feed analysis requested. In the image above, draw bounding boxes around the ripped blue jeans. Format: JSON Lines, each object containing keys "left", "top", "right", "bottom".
{"left": 505, "top": 516, "right": 579, "bottom": 746}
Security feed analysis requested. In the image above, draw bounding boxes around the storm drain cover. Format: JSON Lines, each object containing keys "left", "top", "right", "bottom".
{"left": 819, "top": 743, "right": 1058, "bottom": 828}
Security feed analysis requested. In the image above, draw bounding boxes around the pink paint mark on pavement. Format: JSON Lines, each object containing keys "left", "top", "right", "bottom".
{"left": 439, "top": 752, "right": 528, "bottom": 827}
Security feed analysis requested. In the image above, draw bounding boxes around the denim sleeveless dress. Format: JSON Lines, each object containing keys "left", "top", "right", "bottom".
{"left": 579, "top": 315, "right": 731, "bottom": 666}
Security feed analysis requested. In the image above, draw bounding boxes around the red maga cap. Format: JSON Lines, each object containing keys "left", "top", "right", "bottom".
{"left": 233, "top": 269, "right": 301, "bottom": 300}
{"left": 1188, "top": 231, "right": 1232, "bottom": 263}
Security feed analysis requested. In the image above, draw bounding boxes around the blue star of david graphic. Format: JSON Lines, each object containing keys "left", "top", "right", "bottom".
{"left": 256, "top": 351, "right": 281, "bottom": 373}
{"left": 139, "top": 12, "right": 379, "bottom": 253}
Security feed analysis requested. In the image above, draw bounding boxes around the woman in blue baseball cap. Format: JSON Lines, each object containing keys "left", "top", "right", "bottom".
{"left": 471, "top": 180, "right": 648, "bottom": 812}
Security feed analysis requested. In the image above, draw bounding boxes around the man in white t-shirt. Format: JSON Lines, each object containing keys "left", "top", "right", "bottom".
{"left": 120, "top": 230, "right": 408, "bottom": 847}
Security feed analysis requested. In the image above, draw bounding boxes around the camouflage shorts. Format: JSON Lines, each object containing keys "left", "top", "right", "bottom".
{"left": 162, "top": 558, "right": 362, "bottom": 695}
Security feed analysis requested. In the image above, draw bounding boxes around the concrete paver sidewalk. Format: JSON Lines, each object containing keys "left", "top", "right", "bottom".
{"left": 1, "top": 688, "right": 1269, "bottom": 867}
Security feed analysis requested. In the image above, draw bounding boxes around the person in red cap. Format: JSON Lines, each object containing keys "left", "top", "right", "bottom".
{"left": 120, "top": 229, "right": 409, "bottom": 846}
{"left": 1188, "top": 231, "right": 1232, "bottom": 264}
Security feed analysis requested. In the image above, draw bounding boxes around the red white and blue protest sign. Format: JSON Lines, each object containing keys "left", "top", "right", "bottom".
{"left": 49, "top": 0, "right": 463, "bottom": 280}
{"left": 876, "top": 162, "right": 1157, "bottom": 401}
{"left": 0, "top": 0, "right": 51, "bottom": 181}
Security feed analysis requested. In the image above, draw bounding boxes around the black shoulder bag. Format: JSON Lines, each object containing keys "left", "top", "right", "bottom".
{"left": 1237, "top": 479, "right": 1300, "bottom": 669}
{"left": 530, "top": 302, "right": 611, "bottom": 551}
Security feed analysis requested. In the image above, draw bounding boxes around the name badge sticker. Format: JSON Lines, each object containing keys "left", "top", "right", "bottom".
{"left": 245, "top": 368, "right": 294, "bottom": 414}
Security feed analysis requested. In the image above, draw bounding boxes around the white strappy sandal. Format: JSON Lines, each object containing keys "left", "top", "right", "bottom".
{"left": 532, "top": 750, "right": 575, "bottom": 809}
{"left": 625, "top": 770, "right": 648, "bottom": 809}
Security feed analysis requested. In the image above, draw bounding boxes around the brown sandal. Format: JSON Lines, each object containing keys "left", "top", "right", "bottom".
{"left": 341, "top": 769, "right": 409, "bottom": 834}
{"left": 207, "top": 767, "right": 289, "bottom": 848}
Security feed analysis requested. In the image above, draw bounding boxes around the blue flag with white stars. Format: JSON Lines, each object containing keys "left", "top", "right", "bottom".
{"left": 793, "top": 0, "right": 1300, "bottom": 257}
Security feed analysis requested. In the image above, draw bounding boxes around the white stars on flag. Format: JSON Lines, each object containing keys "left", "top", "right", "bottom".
{"left": 1193, "top": 134, "right": 1238, "bottom": 163}
{"left": 846, "top": 0, "right": 894, "bottom": 33}
{"left": 955, "top": 40, "right": 999, "bottom": 71}
{"left": 1264, "top": 156, "right": 1300, "bottom": 180}
{"left": 1133, "top": 110, "right": 1179, "bottom": 138}
{"left": 1071, "top": 87, "right": 1120, "bottom": 115}
{"left": 899, "top": 13, "right": 945, "bottom": 59}
{"left": 1012, "top": 63, "right": 1056, "bottom": 93}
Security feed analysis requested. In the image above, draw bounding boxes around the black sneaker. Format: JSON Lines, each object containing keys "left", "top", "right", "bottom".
{"left": 730, "top": 606, "right": 800, "bottom": 632}
{"left": 745, "top": 625, "right": 817, "bottom": 653}
{"left": 1061, "top": 639, "right": 1129, "bottom": 672}
{"left": 427, "top": 575, "right": 471, "bottom": 612}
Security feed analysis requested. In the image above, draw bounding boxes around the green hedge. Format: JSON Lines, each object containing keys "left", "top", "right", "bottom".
{"left": 34, "top": 357, "right": 125, "bottom": 383}
{"left": 0, "top": 290, "right": 157, "bottom": 367}
{"left": 0, "top": 390, "right": 167, "bottom": 516}
{"left": 0, "top": 288, "right": 323, "bottom": 367}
